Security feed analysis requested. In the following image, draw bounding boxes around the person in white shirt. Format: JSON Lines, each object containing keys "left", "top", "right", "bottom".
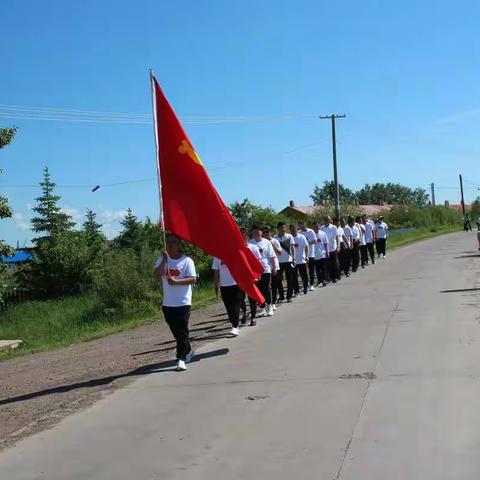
{"left": 212, "top": 257, "right": 243, "bottom": 337}
{"left": 239, "top": 227, "right": 262, "bottom": 326}
{"left": 321, "top": 216, "right": 340, "bottom": 283}
{"left": 348, "top": 216, "right": 361, "bottom": 272}
{"left": 249, "top": 225, "right": 277, "bottom": 317}
{"left": 155, "top": 234, "right": 197, "bottom": 372}
{"left": 339, "top": 218, "right": 352, "bottom": 277}
{"left": 375, "top": 216, "right": 389, "bottom": 258}
{"left": 357, "top": 216, "right": 368, "bottom": 268}
{"left": 289, "top": 224, "right": 309, "bottom": 295}
{"left": 274, "top": 222, "right": 295, "bottom": 303}
{"left": 262, "top": 226, "right": 282, "bottom": 308}
{"left": 362, "top": 214, "right": 376, "bottom": 264}
{"left": 312, "top": 221, "right": 329, "bottom": 287}
{"left": 298, "top": 219, "right": 317, "bottom": 291}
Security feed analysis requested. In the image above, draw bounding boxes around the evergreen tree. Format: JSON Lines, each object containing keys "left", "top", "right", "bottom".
{"left": 31, "top": 167, "right": 75, "bottom": 243}
{"left": 116, "top": 208, "right": 142, "bottom": 249}
{"left": 83, "top": 209, "right": 105, "bottom": 246}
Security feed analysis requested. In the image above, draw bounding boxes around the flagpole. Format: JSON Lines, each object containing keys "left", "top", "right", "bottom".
{"left": 149, "top": 69, "right": 167, "bottom": 250}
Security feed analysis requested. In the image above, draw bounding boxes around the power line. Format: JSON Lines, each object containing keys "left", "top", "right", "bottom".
{"left": 0, "top": 104, "right": 319, "bottom": 125}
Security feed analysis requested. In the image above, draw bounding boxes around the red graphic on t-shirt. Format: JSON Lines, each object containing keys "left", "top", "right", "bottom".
{"left": 168, "top": 268, "right": 181, "bottom": 277}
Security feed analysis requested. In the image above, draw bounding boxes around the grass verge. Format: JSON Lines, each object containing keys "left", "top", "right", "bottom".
{"left": 0, "top": 283, "right": 217, "bottom": 361}
{"left": 388, "top": 226, "right": 459, "bottom": 249}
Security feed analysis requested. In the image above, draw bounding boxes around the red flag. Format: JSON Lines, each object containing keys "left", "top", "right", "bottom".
{"left": 151, "top": 74, "right": 265, "bottom": 305}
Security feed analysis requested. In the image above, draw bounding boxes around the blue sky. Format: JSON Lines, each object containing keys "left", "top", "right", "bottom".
{"left": 1, "top": 0, "right": 480, "bottom": 246}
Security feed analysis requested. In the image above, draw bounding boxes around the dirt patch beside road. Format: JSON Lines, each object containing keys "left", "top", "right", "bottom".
{"left": 0, "top": 301, "right": 231, "bottom": 451}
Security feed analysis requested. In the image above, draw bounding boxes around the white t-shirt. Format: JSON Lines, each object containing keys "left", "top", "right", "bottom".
{"left": 155, "top": 255, "right": 196, "bottom": 307}
{"left": 292, "top": 233, "right": 308, "bottom": 264}
{"left": 269, "top": 237, "right": 281, "bottom": 270}
{"left": 359, "top": 224, "right": 366, "bottom": 246}
{"left": 247, "top": 242, "right": 262, "bottom": 261}
{"left": 249, "top": 238, "right": 275, "bottom": 274}
{"left": 375, "top": 221, "right": 388, "bottom": 239}
{"left": 274, "top": 233, "right": 293, "bottom": 263}
{"left": 337, "top": 226, "right": 345, "bottom": 245}
{"left": 344, "top": 225, "right": 352, "bottom": 239}
{"left": 212, "top": 257, "right": 236, "bottom": 287}
{"left": 351, "top": 225, "right": 361, "bottom": 241}
{"left": 313, "top": 230, "right": 328, "bottom": 260}
{"left": 300, "top": 228, "right": 316, "bottom": 258}
{"left": 364, "top": 222, "right": 375, "bottom": 243}
{"left": 321, "top": 224, "right": 338, "bottom": 252}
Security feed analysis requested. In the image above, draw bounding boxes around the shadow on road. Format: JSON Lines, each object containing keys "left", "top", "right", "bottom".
{"left": 454, "top": 254, "right": 480, "bottom": 259}
{"left": 0, "top": 348, "right": 229, "bottom": 406}
{"left": 440, "top": 288, "right": 480, "bottom": 293}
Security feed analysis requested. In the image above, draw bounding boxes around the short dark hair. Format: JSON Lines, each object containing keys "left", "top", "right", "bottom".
{"left": 262, "top": 226, "right": 271, "bottom": 233}
{"left": 165, "top": 233, "right": 181, "bottom": 243}
{"left": 251, "top": 224, "right": 260, "bottom": 231}
{"left": 277, "top": 221, "right": 286, "bottom": 228}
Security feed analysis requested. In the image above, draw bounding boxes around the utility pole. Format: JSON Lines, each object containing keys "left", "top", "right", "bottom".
{"left": 430, "top": 182, "right": 436, "bottom": 206}
{"left": 459, "top": 174, "right": 465, "bottom": 216}
{"left": 320, "top": 114, "right": 346, "bottom": 219}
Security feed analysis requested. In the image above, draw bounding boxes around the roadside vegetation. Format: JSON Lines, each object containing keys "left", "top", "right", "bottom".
{"left": 0, "top": 130, "right": 473, "bottom": 360}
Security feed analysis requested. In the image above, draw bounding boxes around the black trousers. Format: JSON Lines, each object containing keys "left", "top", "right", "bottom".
{"left": 360, "top": 245, "right": 368, "bottom": 266}
{"left": 162, "top": 305, "right": 191, "bottom": 361}
{"left": 248, "top": 273, "right": 271, "bottom": 318}
{"left": 220, "top": 285, "right": 244, "bottom": 328}
{"left": 339, "top": 246, "right": 350, "bottom": 276}
{"left": 376, "top": 238, "right": 387, "bottom": 256}
{"left": 366, "top": 242, "right": 375, "bottom": 263}
{"left": 275, "top": 262, "right": 294, "bottom": 301}
{"left": 328, "top": 251, "right": 341, "bottom": 281}
{"left": 293, "top": 263, "right": 309, "bottom": 294}
{"left": 308, "top": 257, "right": 316, "bottom": 286}
{"left": 351, "top": 242, "right": 360, "bottom": 271}
{"left": 314, "top": 258, "right": 328, "bottom": 284}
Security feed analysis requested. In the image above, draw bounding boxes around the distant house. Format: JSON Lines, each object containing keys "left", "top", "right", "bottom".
{"left": 278, "top": 200, "right": 393, "bottom": 219}
{"left": 1, "top": 250, "right": 32, "bottom": 272}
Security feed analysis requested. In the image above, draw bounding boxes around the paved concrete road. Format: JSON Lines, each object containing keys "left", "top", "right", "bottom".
{"left": 1, "top": 232, "right": 479, "bottom": 480}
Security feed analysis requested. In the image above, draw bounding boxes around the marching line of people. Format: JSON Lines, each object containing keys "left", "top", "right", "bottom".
{"left": 154, "top": 215, "right": 389, "bottom": 371}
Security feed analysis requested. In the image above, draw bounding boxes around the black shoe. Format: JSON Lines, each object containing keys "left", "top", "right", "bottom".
{"left": 287, "top": 298, "right": 292, "bottom": 303}
{"left": 332, "top": 279, "right": 337, "bottom": 283}
{"left": 249, "top": 318, "right": 256, "bottom": 326}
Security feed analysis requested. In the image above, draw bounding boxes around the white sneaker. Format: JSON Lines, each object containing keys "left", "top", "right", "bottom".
{"left": 308, "top": 285, "right": 315, "bottom": 291}
{"left": 176, "top": 360, "right": 187, "bottom": 371}
{"left": 273, "top": 304, "right": 277, "bottom": 311}
{"left": 229, "top": 327, "right": 240, "bottom": 336}
{"left": 256, "top": 308, "right": 266, "bottom": 317}
{"left": 383, "top": 255, "right": 387, "bottom": 259}
{"left": 266, "top": 305, "right": 274, "bottom": 316}
{"left": 185, "top": 348, "right": 195, "bottom": 363}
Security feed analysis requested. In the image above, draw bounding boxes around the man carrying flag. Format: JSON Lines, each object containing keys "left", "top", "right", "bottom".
{"left": 150, "top": 73, "right": 265, "bottom": 365}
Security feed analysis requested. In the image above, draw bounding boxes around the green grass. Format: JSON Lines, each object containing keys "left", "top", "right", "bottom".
{"left": 387, "top": 226, "right": 459, "bottom": 249}
{"left": 0, "top": 284, "right": 218, "bottom": 361}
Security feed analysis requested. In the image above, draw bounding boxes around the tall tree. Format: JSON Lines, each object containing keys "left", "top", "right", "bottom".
{"left": 310, "top": 181, "right": 357, "bottom": 206}
{"left": 31, "top": 167, "right": 75, "bottom": 243}
{"left": 116, "top": 208, "right": 142, "bottom": 249}
{"left": 83, "top": 209, "right": 105, "bottom": 246}
{"left": 0, "top": 126, "right": 17, "bottom": 263}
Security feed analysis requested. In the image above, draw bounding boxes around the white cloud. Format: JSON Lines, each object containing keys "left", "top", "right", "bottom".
{"left": 61, "top": 204, "right": 83, "bottom": 222}
{"left": 99, "top": 209, "right": 128, "bottom": 222}
{"left": 13, "top": 212, "right": 30, "bottom": 231}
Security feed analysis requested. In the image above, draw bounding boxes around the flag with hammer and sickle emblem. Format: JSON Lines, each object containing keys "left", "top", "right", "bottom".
{"left": 151, "top": 73, "right": 265, "bottom": 305}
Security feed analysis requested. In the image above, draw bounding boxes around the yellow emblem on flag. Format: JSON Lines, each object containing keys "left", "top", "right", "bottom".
{"left": 178, "top": 140, "right": 202, "bottom": 166}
